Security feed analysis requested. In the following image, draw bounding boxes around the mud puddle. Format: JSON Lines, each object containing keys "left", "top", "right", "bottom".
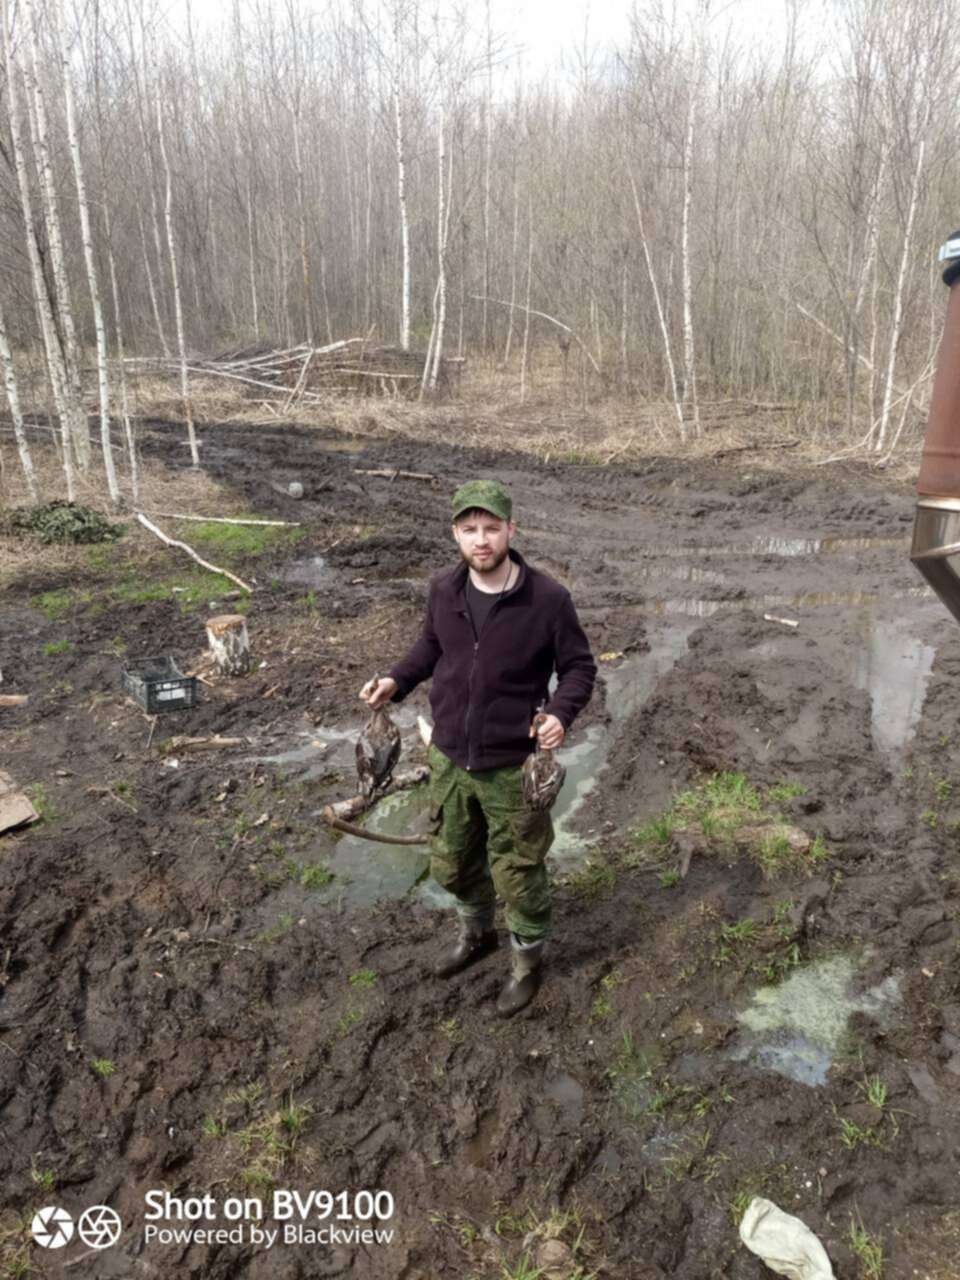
{"left": 629, "top": 533, "right": 911, "bottom": 559}
{"left": 645, "top": 585, "right": 932, "bottom": 618}
{"left": 752, "top": 602, "right": 940, "bottom": 760}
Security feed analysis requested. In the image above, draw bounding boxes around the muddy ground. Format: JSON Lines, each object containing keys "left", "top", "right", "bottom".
{"left": 2, "top": 419, "right": 960, "bottom": 1279}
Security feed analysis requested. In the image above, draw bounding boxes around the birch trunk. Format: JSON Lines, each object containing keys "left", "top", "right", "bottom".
{"left": 22, "top": 0, "right": 89, "bottom": 472}
{"left": 875, "top": 127, "right": 926, "bottom": 454}
{"left": 292, "top": 97, "right": 313, "bottom": 345}
{"left": 481, "top": 0, "right": 492, "bottom": 355}
{"left": 520, "top": 196, "right": 534, "bottom": 403}
{"left": 629, "top": 171, "right": 684, "bottom": 438}
{"left": 0, "top": 297, "right": 39, "bottom": 502}
{"left": 428, "top": 99, "right": 448, "bottom": 392}
{"left": 1, "top": 0, "right": 75, "bottom": 498}
{"left": 680, "top": 26, "right": 701, "bottom": 437}
{"left": 56, "top": 4, "right": 120, "bottom": 506}
{"left": 156, "top": 80, "right": 200, "bottom": 466}
{"left": 392, "top": 8, "right": 411, "bottom": 351}
{"left": 503, "top": 164, "right": 520, "bottom": 364}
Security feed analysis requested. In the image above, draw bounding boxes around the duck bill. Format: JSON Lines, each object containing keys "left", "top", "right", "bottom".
{"left": 913, "top": 232, "right": 960, "bottom": 624}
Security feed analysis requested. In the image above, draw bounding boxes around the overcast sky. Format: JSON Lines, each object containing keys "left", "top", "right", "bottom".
{"left": 487, "top": 0, "right": 832, "bottom": 75}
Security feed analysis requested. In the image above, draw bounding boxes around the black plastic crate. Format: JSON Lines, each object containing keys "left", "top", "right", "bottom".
{"left": 122, "top": 656, "right": 198, "bottom": 714}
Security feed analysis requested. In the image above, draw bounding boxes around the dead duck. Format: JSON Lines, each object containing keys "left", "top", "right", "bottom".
{"left": 356, "top": 689, "right": 402, "bottom": 798}
{"left": 522, "top": 713, "right": 566, "bottom": 811}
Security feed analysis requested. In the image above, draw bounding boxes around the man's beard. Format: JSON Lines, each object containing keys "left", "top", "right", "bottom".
{"left": 460, "top": 545, "right": 508, "bottom": 574}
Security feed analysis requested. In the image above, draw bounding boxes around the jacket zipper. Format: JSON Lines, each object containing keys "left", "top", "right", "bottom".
{"left": 464, "top": 577, "right": 512, "bottom": 770}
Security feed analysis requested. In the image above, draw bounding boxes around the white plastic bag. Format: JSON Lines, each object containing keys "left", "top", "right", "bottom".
{"left": 739, "top": 1197, "right": 835, "bottom": 1280}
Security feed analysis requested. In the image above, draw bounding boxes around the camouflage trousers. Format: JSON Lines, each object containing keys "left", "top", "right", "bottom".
{"left": 427, "top": 743, "right": 553, "bottom": 941}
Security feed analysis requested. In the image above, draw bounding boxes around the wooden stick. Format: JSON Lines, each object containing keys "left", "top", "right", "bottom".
{"left": 763, "top": 613, "right": 799, "bottom": 629}
{"left": 0, "top": 695, "right": 28, "bottom": 707}
{"left": 142, "top": 511, "right": 301, "bottom": 527}
{"left": 322, "top": 811, "right": 428, "bottom": 845}
{"left": 355, "top": 468, "right": 436, "bottom": 482}
{"left": 135, "top": 512, "right": 253, "bottom": 592}
{"left": 165, "top": 735, "right": 249, "bottom": 751}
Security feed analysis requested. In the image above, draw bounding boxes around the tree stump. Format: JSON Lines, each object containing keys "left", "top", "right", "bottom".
{"left": 205, "top": 614, "right": 251, "bottom": 676}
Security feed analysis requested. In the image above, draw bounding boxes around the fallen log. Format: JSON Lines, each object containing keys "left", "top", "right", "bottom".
{"left": 135, "top": 512, "right": 252, "bottom": 593}
{"left": 143, "top": 512, "right": 301, "bottom": 527}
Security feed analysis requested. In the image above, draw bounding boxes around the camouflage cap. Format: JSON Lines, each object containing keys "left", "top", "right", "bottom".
{"left": 451, "top": 479, "right": 512, "bottom": 523}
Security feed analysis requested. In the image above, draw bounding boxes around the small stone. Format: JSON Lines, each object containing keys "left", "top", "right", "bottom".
{"left": 288, "top": 481, "right": 304, "bottom": 499}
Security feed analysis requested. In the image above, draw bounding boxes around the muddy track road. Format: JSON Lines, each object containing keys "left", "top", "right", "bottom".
{"left": 2, "top": 420, "right": 959, "bottom": 1279}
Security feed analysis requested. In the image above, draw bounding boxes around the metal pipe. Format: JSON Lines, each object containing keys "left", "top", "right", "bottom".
{"left": 911, "top": 231, "right": 960, "bottom": 621}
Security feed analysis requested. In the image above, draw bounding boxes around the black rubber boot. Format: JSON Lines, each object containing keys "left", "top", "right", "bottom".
{"left": 433, "top": 912, "right": 498, "bottom": 978}
{"left": 496, "top": 935, "right": 545, "bottom": 1017}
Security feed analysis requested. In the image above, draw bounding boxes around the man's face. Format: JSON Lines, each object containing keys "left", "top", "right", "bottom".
{"left": 452, "top": 509, "right": 516, "bottom": 574}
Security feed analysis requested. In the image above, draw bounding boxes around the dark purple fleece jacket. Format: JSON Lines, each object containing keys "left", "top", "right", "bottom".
{"left": 388, "top": 549, "right": 596, "bottom": 771}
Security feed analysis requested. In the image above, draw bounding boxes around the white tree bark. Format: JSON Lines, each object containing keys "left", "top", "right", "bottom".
{"left": 392, "top": 4, "right": 411, "bottom": 351}
{"left": 520, "top": 196, "right": 534, "bottom": 402}
{"left": 680, "top": 14, "right": 702, "bottom": 437}
{"left": 155, "top": 78, "right": 200, "bottom": 466}
{"left": 629, "top": 171, "right": 684, "bottom": 438}
{"left": 428, "top": 96, "right": 449, "bottom": 391}
{"left": 56, "top": 4, "right": 120, "bottom": 506}
{"left": 876, "top": 124, "right": 927, "bottom": 453}
{"left": 0, "top": 296, "right": 39, "bottom": 502}
{"left": 1, "top": 0, "right": 75, "bottom": 499}
{"left": 22, "top": 0, "right": 89, "bottom": 472}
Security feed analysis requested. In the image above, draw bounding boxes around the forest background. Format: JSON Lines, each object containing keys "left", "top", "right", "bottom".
{"left": 0, "top": 0, "right": 954, "bottom": 504}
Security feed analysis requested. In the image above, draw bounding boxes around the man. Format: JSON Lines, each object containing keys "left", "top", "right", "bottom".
{"left": 360, "top": 479, "right": 596, "bottom": 1017}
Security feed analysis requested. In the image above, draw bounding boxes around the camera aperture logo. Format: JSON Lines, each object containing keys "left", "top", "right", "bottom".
{"left": 31, "top": 1204, "right": 122, "bottom": 1252}
{"left": 31, "top": 1206, "right": 74, "bottom": 1249}
{"left": 142, "top": 1189, "right": 397, "bottom": 1250}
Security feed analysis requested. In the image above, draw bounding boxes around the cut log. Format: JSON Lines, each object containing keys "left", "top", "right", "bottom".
{"left": 205, "top": 614, "right": 251, "bottom": 676}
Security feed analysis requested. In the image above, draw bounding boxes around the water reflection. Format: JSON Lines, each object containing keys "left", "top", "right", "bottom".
{"left": 645, "top": 586, "right": 932, "bottom": 618}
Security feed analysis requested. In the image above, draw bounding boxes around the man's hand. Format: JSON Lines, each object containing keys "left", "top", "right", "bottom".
{"left": 531, "top": 712, "right": 565, "bottom": 750}
{"left": 360, "top": 675, "right": 397, "bottom": 708}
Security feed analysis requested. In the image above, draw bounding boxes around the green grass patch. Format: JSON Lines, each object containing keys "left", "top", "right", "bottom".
{"left": 559, "top": 854, "right": 616, "bottom": 898}
{"left": 290, "top": 860, "right": 334, "bottom": 890}
{"left": 628, "top": 771, "right": 826, "bottom": 878}
{"left": 30, "top": 587, "right": 89, "bottom": 620}
{"left": 42, "top": 639, "right": 71, "bottom": 656}
{"left": 181, "top": 517, "right": 304, "bottom": 563}
{"left": 348, "top": 969, "right": 378, "bottom": 989}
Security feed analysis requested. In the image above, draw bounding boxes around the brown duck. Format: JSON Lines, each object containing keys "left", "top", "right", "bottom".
{"left": 522, "top": 711, "right": 566, "bottom": 811}
{"left": 356, "top": 680, "right": 402, "bottom": 798}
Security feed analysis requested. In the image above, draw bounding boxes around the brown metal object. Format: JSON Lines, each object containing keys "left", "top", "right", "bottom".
{"left": 912, "top": 234, "right": 960, "bottom": 622}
